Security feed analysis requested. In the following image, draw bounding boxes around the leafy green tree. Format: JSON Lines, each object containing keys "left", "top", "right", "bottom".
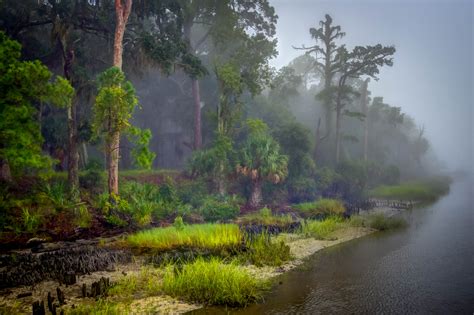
{"left": 238, "top": 119, "right": 288, "bottom": 208}
{"left": 92, "top": 67, "right": 155, "bottom": 194}
{"left": 0, "top": 31, "right": 74, "bottom": 181}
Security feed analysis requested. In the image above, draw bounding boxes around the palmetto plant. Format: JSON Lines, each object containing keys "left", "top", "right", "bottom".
{"left": 238, "top": 120, "right": 288, "bottom": 208}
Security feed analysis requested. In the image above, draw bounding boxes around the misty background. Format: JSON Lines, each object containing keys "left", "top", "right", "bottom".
{"left": 270, "top": 0, "right": 473, "bottom": 172}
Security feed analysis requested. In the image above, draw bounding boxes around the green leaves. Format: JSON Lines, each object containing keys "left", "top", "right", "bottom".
{"left": 0, "top": 31, "right": 73, "bottom": 178}
{"left": 93, "top": 66, "right": 155, "bottom": 169}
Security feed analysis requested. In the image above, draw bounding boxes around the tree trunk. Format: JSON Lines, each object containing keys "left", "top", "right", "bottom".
{"left": 109, "top": 0, "right": 132, "bottom": 195}
{"left": 108, "top": 131, "right": 120, "bottom": 195}
{"left": 360, "top": 78, "right": 370, "bottom": 161}
{"left": 335, "top": 101, "right": 342, "bottom": 163}
{"left": 67, "top": 99, "right": 79, "bottom": 190}
{"left": 183, "top": 19, "right": 203, "bottom": 150}
{"left": 249, "top": 179, "right": 262, "bottom": 209}
{"left": 0, "top": 159, "right": 12, "bottom": 183}
{"left": 192, "top": 79, "right": 202, "bottom": 149}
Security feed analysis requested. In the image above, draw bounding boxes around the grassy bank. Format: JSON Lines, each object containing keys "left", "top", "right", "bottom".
{"left": 369, "top": 176, "right": 451, "bottom": 201}
{"left": 125, "top": 223, "right": 242, "bottom": 252}
{"left": 293, "top": 198, "right": 345, "bottom": 217}
{"left": 162, "top": 258, "right": 269, "bottom": 306}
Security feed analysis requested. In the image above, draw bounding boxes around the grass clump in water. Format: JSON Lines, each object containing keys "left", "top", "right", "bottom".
{"left": 293, "top": 198, "right": 345, "bottom": 217}
{"left": 162, "top": 258, "right": 269, "bottom": 306}
{"left": 126, "top": 223, "right": 242, "bottom": 252}
{"left": 238, "top": 207, "right": 293, "bottom": 226}
{"left": 300, "top": 216, "right": 345, "bottom": 240}
{"left": 244, "top": 232, "right": 291, "bottom": 267}
{"left": 350, "top": 213, "right": 407, "bottom": 231}
{"left": 369, "top": 176, "right": 451, "bottom": 201}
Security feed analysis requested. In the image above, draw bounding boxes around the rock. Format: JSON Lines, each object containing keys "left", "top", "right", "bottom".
{"left": 26, "top": 238, "right": 47, "bottom": 247}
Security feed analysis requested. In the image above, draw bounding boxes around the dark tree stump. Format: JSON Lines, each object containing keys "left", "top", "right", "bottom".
{"left": 32, "top": 300, "right": 45, "bottom": 315}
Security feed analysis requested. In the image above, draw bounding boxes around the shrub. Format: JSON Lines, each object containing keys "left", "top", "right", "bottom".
{"left": 162, "top": 258, "right": 269, "bottom": 306}
{"left": 126, "top": 223, "right": 242, "bottom": 252}
{"left": 239, "top": 207, "right": 293, "bottom": 226}
{"left": 199, "top": 195, "right": 240, "bottom": 222}
{"left": 349, "top": 213, "right": 407, "bottom": 231}
{"left": 176, "top": 179, "right": 209, "bottom": 208}
{"left": 74, "top": 205, "right": 92, "bottom": 228}
{"left": 293, "top": 198, "right": 345, "bottom": 218}
{"left": 21, "top": 208, "right": 42, "bottom": 233}
{"left": 369, "top": 176, "right": 450, "bottom": 201}
{"left": 286, "top": 176, "right": 317, "bottom": 203}
{"left": 79, "top": 159, "right": 105, "bottom": 193}
{"left": 300, "top": 216, "right": 345, "bottom": 240}
{"left": 244, "top": 232, "right": 291, "bottom": 267}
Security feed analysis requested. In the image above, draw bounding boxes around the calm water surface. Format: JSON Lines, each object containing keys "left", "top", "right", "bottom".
{"left": 191, "top": 176, "right": 474, "bottom": 314}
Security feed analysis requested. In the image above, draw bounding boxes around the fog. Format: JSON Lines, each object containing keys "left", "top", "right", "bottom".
{"left": 270, "top": 0, "right": 473, "bottom": 172}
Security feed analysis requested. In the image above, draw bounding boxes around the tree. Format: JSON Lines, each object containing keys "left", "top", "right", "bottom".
{"left": 0, "top": 0, "right": 113, "bottom": 190}
{"left": 333, "top": 44, "right": 395, "bottom": 162}
{"left": 359, "top": 78, "right": 370, "bottom": 161}
{"left": 294, "top": 14, "right": 345, "bottom": 158}
{"left": 178, "top": 0, "right": 277, "bottom": 150}
{"left": 92, "top": 67, "right": 155, "bottom": 194}
{"left": 103, "top": 0, "right": 132, "bottom": 195}
{"left": 238, "top": 119, "right": 288, "bottom": 208}
{"left": 0, "top": 31, "right": 74, "bottom": 181}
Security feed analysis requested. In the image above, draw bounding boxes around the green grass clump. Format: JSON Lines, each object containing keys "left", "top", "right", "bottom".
{"left": 349, "top": 213, "right": 407, "bottom": 231}
{"left": 369, "top": 176, "right": 451, "bottom": 201}
{"left": 162, "top": 258, "right": 269, "bottom": 306}
{"left": 244, "top": 233, "right": 291, "bottom": 267}
{"left": 238, "top": 207, "right": 293, "bottom": 226}
{"left": 126, "top": 223, "right": 242, "bottom": 252}
{"left": 293, "top": 198, "right": 345, "bottom": 217}
{"left": 300, "top": 216, "right": 345, "bottom": 240}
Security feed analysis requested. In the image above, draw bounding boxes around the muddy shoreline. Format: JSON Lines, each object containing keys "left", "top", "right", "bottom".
{"left": 0, "top": 224, "right": 376, "bottom": 314}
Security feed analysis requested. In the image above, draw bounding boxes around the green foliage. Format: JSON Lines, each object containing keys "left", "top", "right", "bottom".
{"left": 300, "top": 216, "right": 345, "bottom": 240}
{"left": 176, "top": 179, "right": 209, "bottom": 208}
{"left": 244, "top": 233, "right": 291, "bottom": 267}
{"left": 199, "top": 195, "right": 241, "bottom": 222}
{"left": 79, "top": 159, "right": 105, "bottom": 193}
{"left": 188, "top": 134, "right": 234, "bottom": 193}
{"left": 0, "top": 31, "right": 74, "bottom": 177}
{"left": 293, "top": 198, "right": 346, "bottom": 217}
{"left": 126, "top": 223, "right": 242, "bottom": 252}
{"left": 40, "top": 181, "right": 84, "bottom": 212}
{"left": 350, "top": 213, "right": 407, "bottom": 231}
{"left": 126, "top": 126, "right": 156, "bottom": 170}
{"left": 74, "top": 205, "right": 92, "bottom": 228}
{"left": 93, "top": 67, "right": 154, "bottom": 169}
{"left": 239, "top": 207, "right": 293, "bottom": 226}
{"left": 162, "top": 258, "right": 269, "bottom": 306}
{"left": 369, "top": 176, "right": 451, "bottom": 201}
{"left": 93, "top": 67, "right": 138, "bottom": 137}
{"left": 286, "top": 177, "right": 318, "bottom": 203}
{"left": 173, "top": 215, "right": 185, "bottom": 231}
{"left": 274, "top": 122, "right": 315, "bottom": 179}
{"left": 238, "top": 120, "right": 288, "bottom": 185}
{"left": 21, "top": 208, "right": 41, "bottom": 233}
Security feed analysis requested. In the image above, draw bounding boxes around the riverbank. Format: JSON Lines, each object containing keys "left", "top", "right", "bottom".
{"left": 0, "top": 225, "right": 375, "bottom": 314}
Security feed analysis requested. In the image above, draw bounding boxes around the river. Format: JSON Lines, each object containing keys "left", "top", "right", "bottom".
{"left": 192, "top": 176, "right": 474, "bottom": 314}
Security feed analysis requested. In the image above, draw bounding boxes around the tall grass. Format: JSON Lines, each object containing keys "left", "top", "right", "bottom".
{"left": 300, "top": 216, "right": 345, "bottom": 240}
{"left": 293, "top": 198, "right": 345, "bottom": 217}
{"left": 238, "top": 207, "right": 293, "bottom": 226}
{"left": 162, "top": 258, "right": 269, "bottom": 306}
{"left": 369, "top": 176, "right": 451, "bottom": 201}
{"left": 244, "top": 232, "right": 291, "bottom": 267}
{"left": 350, "top": 213, "right": 407, "bottom": 231}
{"left": 126, "top": 223, "right": 242, "bottom": 252}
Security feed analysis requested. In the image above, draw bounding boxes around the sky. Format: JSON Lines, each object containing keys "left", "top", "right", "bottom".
{"left": 268, "top": 0, "right": 473, "bottom": 172}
